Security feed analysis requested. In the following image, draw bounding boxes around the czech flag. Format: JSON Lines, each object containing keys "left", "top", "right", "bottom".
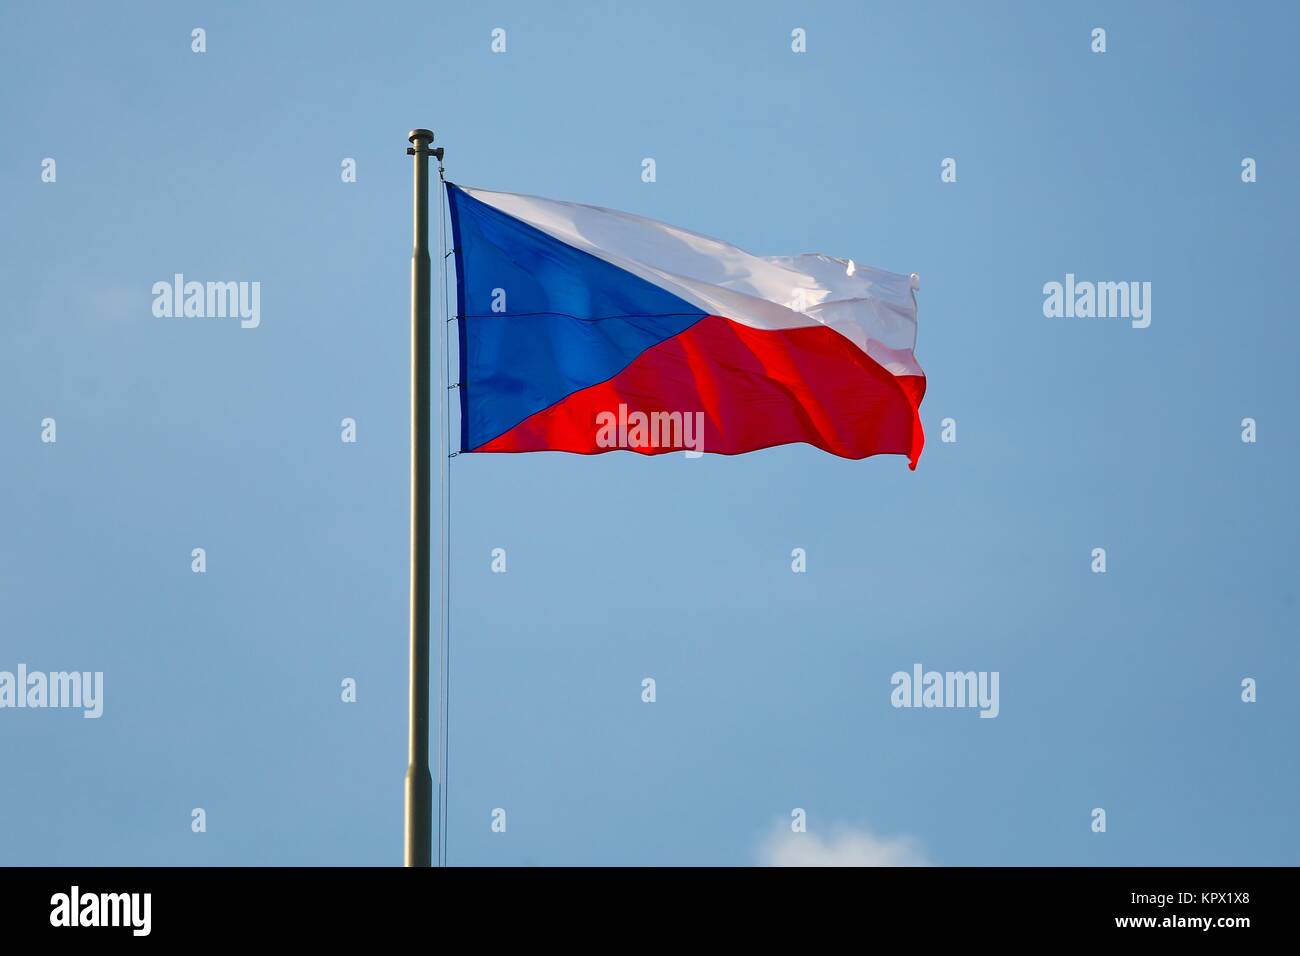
{"left": 447, "top": 184, "right": 926, "bottom": 468}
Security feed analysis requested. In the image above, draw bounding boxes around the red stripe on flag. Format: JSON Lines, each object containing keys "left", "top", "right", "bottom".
{"left": 474, "top": 315, "right": 925, "bottom": 467}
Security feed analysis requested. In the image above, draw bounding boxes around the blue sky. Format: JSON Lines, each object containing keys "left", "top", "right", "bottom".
{"left": 1, "top": 0, "right": 1297, "bottom": 865}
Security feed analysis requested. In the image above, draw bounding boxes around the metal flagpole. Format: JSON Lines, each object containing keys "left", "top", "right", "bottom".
{"left": 404, "top": 128, "right": 442, "bottom": 867}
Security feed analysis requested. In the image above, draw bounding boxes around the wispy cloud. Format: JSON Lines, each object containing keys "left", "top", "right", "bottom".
{"left": 757, "top": 822, "right": 930, "bottom": 867}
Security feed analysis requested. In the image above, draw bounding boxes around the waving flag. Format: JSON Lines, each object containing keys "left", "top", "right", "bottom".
{"left": 447, "top": 184, "right": 926, "bottom": 467}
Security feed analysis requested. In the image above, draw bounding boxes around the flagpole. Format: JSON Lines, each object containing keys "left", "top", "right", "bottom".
{"left": 404, "top": 128, "right": 441, "bottom": 867}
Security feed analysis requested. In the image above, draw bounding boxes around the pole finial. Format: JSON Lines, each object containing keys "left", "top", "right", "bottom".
{"left": 408, "top": 129, "right": 441, "bottom": 159}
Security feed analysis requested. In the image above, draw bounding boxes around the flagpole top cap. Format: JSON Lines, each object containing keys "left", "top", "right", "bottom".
{"left": 408, "top": 129, "right": 435, "bottom": 144}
